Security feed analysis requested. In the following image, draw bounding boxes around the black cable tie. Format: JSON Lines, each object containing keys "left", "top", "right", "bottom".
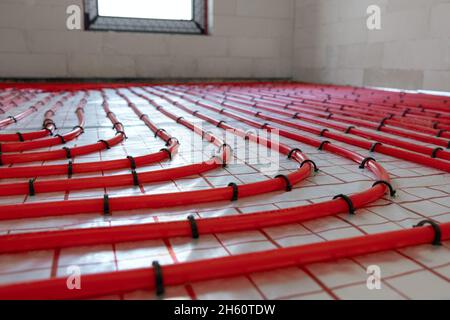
{"left": 333, "top": 194, "right": 355, "bottom": 215}
{"left": 327, "top": 113, "right": 333, "bottom": 120}
{"left": 165, "top": 137, "right": 178, "bottom": 147}
{"left": 261, "top": 123, "right": 271, "bottom": 130}
{"left": 127, "top": 156, "right": 137, "bottom": 170}
{"left": 318, "top": 140, "right": 331, "bottom": 151}
{"left": 372, "top": 180, "right": 396, "bottom": 197}
{"left": 116, "top": 131, "right": 127, "bottom": 139}
{"left": 431, "top": 147, "right": 443, "bottom": 159}
{"left": 402, "top": 109, "right": 410, "bottom": 117}
{"left": 275, "top": 174, "right": 292, "bottom": 192}
{"left": 369, "top": 142, "right": 382, "bottom": 153}
{"left": 160, "top": 148, "right": 172, "bottom": 160}
{"left": 72, "top": 125, "right": 84, "bottom": 133}
{"left": 0, "top": 154, "right": 2, "bottom": 166}
{"left": 16, "top": 132, "right": 24, "bottom": 142}
{"left": 319, "top": 129, "right": 329, "bottom": 137}
{"left": 68, "top": 160, "right": 73, "bottom": 178}
{"left": 447, "top": 141, "right": 450, "bottom": 150}
{"left": 154, "top": 128, "right": 166, "bottom": 138}
{"left": 187, "top": 215, "right": 200, "bottom": 239}
{"left": 106, "top": 111, "right": 114, "bottom": 117}
{"left": 152, "top": 261, "right": 164, "bottom": 296}
{"left": 192, "top": 110, "right": 200, "bottom": 116}
{"left": 131, "top": 170, "right": 140, "bottom": 186}
{"left": 112, "top": 122, "right": 123, "bottom": 130}
{"left": 255, "top": 111, "right": 262, "bottom": 117}
{"left": 43, "top": 119, "right": 56, "bottom": 129}
{"left": 176, "top": 117, "right": 184, "bottom": 124}
{"left": 103, "top": 194, "right": 111, "bottom": 216}
{"left": 359, "top": 157, "right": 376, "bottom": 169}
{"left": 345, "top": 126, "right": 355, "bottom": 134}
{"left": 28, "top": 179, "right": 36, "bottom": 196}
{"left": 413, "top": 220, "right": 442, "bottom": 246}
{"left": 98, "top": 140, "right": 111, "bottom": 149}
{"left": 300, "top": 160, "right": 319, "bottom": 172}
{"left": 139, "top": 114, "right": 148, "bottom": 120}
{"left": 8, "top": 116, "right": 17, "bottom": 123}
{"left": 55, "top": 134, "right": 66, "bottom": 144}
{"left": 436, "top": 129, "right": 445, "bottom": 138}
{"left": 228, "top": 182, "right": 239, "bottom": 201}
{"left": 75, "top": 107, "right": 84, "bottom": 114}
{"left": 217, "top": 120, "right": 226, "bottom": 128}
{"left": 29, "top": 106, "right": 38, "bottom": 112}
{"left": 292, "top": 112, "right": 300, "bottom": 119}
{"left": 288, "top": 148, "right": 302, "bottom": 159}
{"left": 62, "top": 147, "right": 72, "bottom": 159}
{"left": 219, "top": 108, "right": 226, "bottom": 114}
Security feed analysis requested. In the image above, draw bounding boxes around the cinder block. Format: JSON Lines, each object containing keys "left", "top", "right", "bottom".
{"left": 363, "top": 68, "right": 424, "bottom": 90}
{"left": 0, "top": 53, "right": 67, "bottom": 77}
{"left": 423, "top": 71, "right": 450, "bottom": 92}
{"left": 67, "top": 54, "right": 136, "bottom": 78}
{"left": 168, "top": 35, "right": 228, "bottom": 57}
{"left": 0, "top": 29, "right": 27, "bottom": 52}
{"left": 229, "top": 37, "right": 280, "bottom": 58}
{"left": 430, "top": 3, "right": 450, "bottom": 38}
{"left": 236, "top": 0, "right": 293, "bottom": 19}
{"left": 214, "top": 0, "right": 237, "bottom": 16}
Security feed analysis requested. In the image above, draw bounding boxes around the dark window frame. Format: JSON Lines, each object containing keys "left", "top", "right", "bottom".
{"left": 84, "top": 0, "right": 208, "bottom": 35}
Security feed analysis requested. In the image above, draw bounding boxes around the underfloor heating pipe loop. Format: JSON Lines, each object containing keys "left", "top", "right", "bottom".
{"left": 0, "top": 91, "right": 61, "bottom": 129}
{"left": 0, "top": 90, "right": 37, "bottom": 115}
{"left": 0, "top": 95, "right": 127, "bottom": 166}
{"left": 0, "top": 94, "right": 88, "bottom": 153}
{"left": 205, "top": 87, "right": 450, "bottom": 147}
{"left": 0, "top": 89, "right": 394, "bottom": 253}
{"left": 2, "top": 221, "right": 447, "bottom": 300}
{"left": 195, "top": 88, "right": 450, "bottom": 161}
{"left": 0, "top": 88, "right": 315, "bottom": 220}
{"left": 171, "top": 88, "right": 450, "bottom": 172}
{"left": 0, "top": 91, "right": 226, "bottom": 196}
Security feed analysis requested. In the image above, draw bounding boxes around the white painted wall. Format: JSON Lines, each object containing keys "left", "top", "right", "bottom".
{"left": 293, "top": 0, "right": 450, "bottom": 91}
{"left": 0, "top": 0, "right": 294, "bottom": 79}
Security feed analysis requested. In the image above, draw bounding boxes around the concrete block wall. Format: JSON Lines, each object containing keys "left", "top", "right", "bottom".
{"left": 293, "top": 0, "right": 450, "bottom": 91}
{"left": 0, "top": 0, "right": 294, "bottom": 79}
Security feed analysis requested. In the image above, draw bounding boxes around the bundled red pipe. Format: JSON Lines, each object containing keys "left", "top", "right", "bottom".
{"left": 1, "top": 222, "right": 446, "bottom": 300}
{"left": 0, "top": 92, "right": 312, "bottom": 220}
{"left": 190, "top": 88, "right": 450, "bottom": 161}
{"left": 0, "top": 96, "right": 87, "bottom": 152}
{"left": 167, "top": 88, "right": 450, "bottom": 172}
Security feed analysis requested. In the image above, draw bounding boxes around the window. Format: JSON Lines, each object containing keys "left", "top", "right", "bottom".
{"left": 84, "top": 0, "right": 208, "bottom": 34}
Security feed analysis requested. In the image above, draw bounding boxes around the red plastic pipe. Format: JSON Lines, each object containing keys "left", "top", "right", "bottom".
{"left": 0, "top": 222, "right": 447, "bottom": 300}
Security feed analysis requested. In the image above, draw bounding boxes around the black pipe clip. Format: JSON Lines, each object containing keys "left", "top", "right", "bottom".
{"left": 62, "top": 147, "right": 72, "bottom": 159}
{"left": 318, "top": 140, "right": 331, "bottom": 151}
{"left": 98, "top": 140, "right": 111, "bottom": 150}
{"left": 319, "top": 129, "right": 329, "bottom": 137}
{"left": 152, "top": 261, "right": 165, "bottom": 296}
{"left": 154, "top": 128, "right": 166, "bottom": 138}
{"left": 369, "top": 142, "right": 382, "bottom": 153}
{"left": 160, "top": 148, "right": 172, "bottom": 160}
{"left": 217, "top": 120, "right": 226, "bottom": 128}
{"left": 372, "top": 180, "right": 396, "bottom": 197}
{"left": 187, "top": 215, "right": 200, "bottom": 239}
{"left": 228, "top": 182, "right": 239, "bottom": 201}
{"left": 300, "top": 160, "right": 319, "bottom": 172}
{"left": 275, "top": 175, "right": 292, "bottom": 192}
{"left": 288, "top": 148, "right": 302, "bottom": 159}
{"left": 333, "top": 194, "right": 355, "bottom": 215}
{"left": 127, "top": 156, "right": 137, "bottom": 170}
{"left": 345, "top": 126, "right": 355, "bottom": 134}
{"left": 413, "top": 220, "right": 442, "bottom": 246}
{"left": 103, "top": 194, "right": 111, "bottom": 216}
{"left": 28, "top": 179, "right": 36, "bottom": 196}
{"left": 139, "top": 114, "right": 148, "bottom": 120}
{"left": 16, "top": 132, "right": 24, "bottom": 142}
{"left": 131, "top": 170, "right": 140, "bottom": 186}
{"left": 359, "top": 157, "right": 376, "bottom": 169}
{"left": 431, "top": 147, "right": 443, "bottom": 159}
{"left": 67, "top": 160, "right": 73, "bottom": 178}
{"left": 55, "top": 134, "right": 66, "bottom": 144}
{"left": 73, "top": 125, "right": 84, "bottom": 133}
